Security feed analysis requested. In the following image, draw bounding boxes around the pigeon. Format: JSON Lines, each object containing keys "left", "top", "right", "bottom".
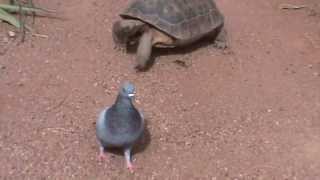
{"left": 96, "top": 82, "right": 144, "bottom": 172}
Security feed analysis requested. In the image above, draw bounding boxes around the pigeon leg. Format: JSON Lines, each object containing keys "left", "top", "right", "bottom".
{"left": 98, "top": 146, "right": 107, "bottom": 161}
{"left": 124, "top": 148, "right": 134, "bottom": 172}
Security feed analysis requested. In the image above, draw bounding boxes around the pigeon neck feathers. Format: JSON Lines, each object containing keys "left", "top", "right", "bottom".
{"left": 114, "top": 94, "right": 134, "bottom": 109}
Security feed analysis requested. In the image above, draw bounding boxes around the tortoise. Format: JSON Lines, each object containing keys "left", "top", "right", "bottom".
{"left": 112, "top": 0, "right": 227, "bottom": 71}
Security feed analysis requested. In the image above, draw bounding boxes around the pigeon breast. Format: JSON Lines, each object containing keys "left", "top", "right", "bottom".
{"left": 96, "top": 97, "right": 144, "bottom": 148}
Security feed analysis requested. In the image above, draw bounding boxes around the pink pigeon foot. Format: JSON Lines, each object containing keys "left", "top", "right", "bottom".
{"left": 127, "top": 162, "right": 134, "bottom": 173}
{"left": 98, "top": 153, "right": 107, "bottom": 161}
{"left": 98, "top": 147, "right": 107, "bottom": 161}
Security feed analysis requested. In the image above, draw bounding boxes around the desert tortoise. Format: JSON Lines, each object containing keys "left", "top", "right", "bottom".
{"left": 112, "top": 0, "right": 227, "bottom": 70}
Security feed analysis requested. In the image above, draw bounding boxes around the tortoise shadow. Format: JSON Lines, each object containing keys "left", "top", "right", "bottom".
{"left": 126, "top": 32, "right": 224, "bottom": 71}
{"left": 105, "top": 118, "right": 151, "bottom": 156}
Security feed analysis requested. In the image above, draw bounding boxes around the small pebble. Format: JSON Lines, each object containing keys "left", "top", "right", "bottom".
{"left": 8, "top": 31, "right": 16, "bottom": 38}
{"left": 17, "top": 82, "right": 24, "bottom": 86}
{"left": 2, "top": 36, "right": 9, "bottom": 43}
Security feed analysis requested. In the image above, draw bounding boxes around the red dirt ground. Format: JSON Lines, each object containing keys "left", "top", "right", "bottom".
{"left": 1, "top": 0, "right": 320, "bottom": 179}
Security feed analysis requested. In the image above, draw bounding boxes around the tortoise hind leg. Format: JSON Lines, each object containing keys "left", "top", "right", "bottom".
{"left": 135, "top": 30, "right": 153, "bottom": 71}
{"left": 213, "top": 27, "right": 228, "bottom": 49}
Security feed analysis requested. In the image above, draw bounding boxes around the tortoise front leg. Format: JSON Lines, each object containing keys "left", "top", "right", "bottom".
{"left": 135, "top": 30, "right": 153, "bottom": 71}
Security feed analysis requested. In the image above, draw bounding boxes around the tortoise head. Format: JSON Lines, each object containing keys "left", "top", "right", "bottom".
{"left": 112, "top": 19, "right": 144, "bottom": 47}
{"left": 112, "top": 21, "right": 130, "bottom": 46}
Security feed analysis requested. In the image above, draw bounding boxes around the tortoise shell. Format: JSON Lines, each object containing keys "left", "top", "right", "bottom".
{"left": 120, "top": 0, "right": 224, "bottom": 40}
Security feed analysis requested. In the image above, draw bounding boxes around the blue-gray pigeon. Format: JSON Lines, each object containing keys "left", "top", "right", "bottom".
{"left": 96, "top": 82, "right": 144, "bottom": 172}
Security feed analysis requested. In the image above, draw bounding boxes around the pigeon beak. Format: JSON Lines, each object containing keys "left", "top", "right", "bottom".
{"left": 128, "top": 93, "right": 135, "bottom": 97}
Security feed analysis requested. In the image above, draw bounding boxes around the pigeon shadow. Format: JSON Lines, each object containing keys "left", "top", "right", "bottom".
{"left": 104, "top": 118, "right": 151, "bottom": 156}
{"left": 133, "top": 123, "right": 151, "bottom": 155}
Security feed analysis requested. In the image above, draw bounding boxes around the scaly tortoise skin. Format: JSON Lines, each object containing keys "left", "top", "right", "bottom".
{"left": 113, "top": 0, "right": 227, "bottom": 71}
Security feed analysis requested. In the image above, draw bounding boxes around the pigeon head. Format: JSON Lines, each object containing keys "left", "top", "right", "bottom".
{"left": 119, "top": 82, "right": 136, "bottom": 99}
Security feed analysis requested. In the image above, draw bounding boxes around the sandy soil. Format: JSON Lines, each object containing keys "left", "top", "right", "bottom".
{"left": 1, "top": 0, "right": 320, "bottom": 179}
